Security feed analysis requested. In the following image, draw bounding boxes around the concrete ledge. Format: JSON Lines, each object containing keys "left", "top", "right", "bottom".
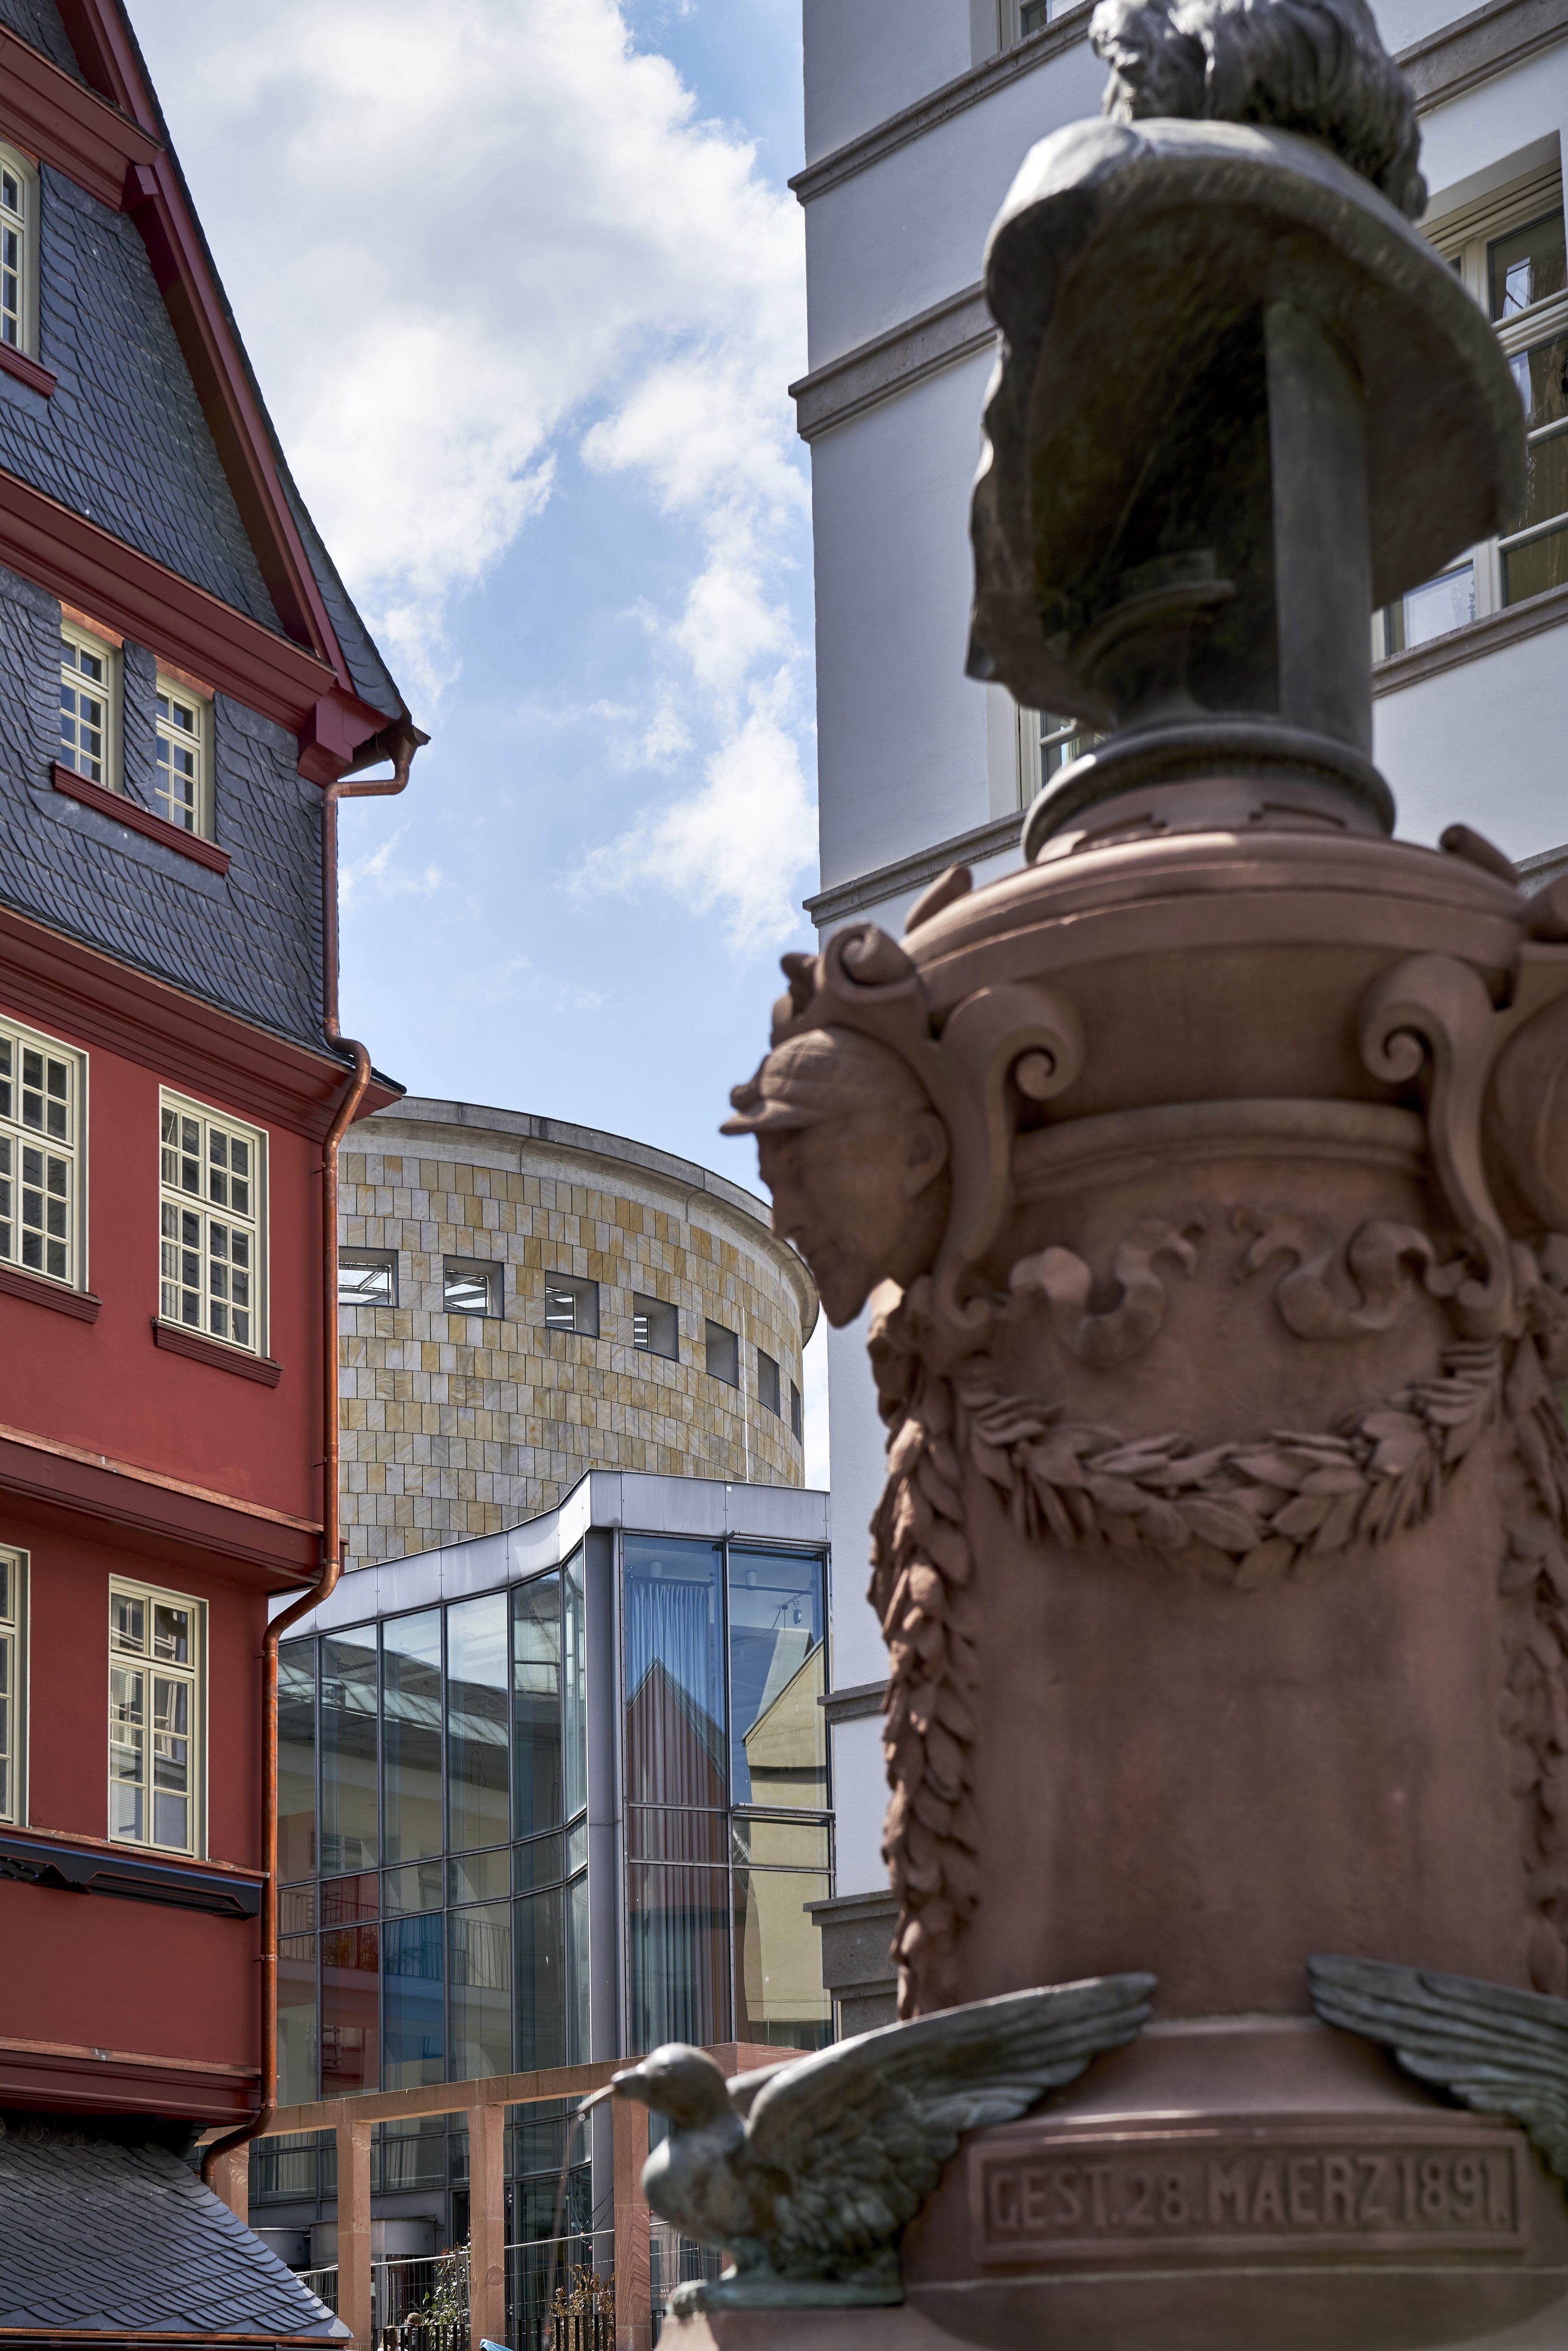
{"left": 791, "top": 283, "right": 993, "bottom": 442}
{"left": 805, "top": 812, "right": 1025, "bottom": 931}
{"left": 1400, "top": 0, "right": 1568, "bottom": 107}
{"left": 807, "top": 1889, "right": 900, "bottom": 2037}
{"left": 821, "top": 1678, "right": 889, "bottom": 1726}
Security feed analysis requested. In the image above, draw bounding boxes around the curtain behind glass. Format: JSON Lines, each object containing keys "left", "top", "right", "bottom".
{"left": 627, "top": 1863, "right": 730, "bottom": 2049}
{"left": 277, "top": 1640, "right": 316, "bottom": 1883}
{"left": 383, "top": 1610, "right": 442, "bottom": 1864}
{"left": 728, "top": 1551, "right": 826, "bottom": 1807}
{"left": 624, "top": 1539, "right": 725, "bottom": 1810}
{"left": 447, "top": 1593, "right": 509, "bottom": 1851}
{"left": 514, "top": 1885, "right": 565, "bottom": 2070}
{"left": 277, "top": 1933, "right": 316, "bottom": 2105}
{"left": 321, "top": 1921, "right": 380, "bottom": 2094}
{"left": 513, "top": 1573, "right": 562, "bottom": 1838}
{"left": 321, "top": 1633, "right": 378, "bottom": 1875}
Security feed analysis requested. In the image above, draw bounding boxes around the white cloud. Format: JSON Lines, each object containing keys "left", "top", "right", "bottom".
{"left": 132, "top": 0, "right": 817, "bottom": 949}
{"left": 339, "top": 828, "right": 443, "bottom": 909}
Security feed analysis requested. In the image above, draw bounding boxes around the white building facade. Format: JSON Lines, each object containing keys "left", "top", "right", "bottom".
{"left": 794, "top": 0, "right": 1568, "bottom": 1932}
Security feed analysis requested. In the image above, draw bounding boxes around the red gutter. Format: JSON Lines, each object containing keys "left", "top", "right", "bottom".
{"left": 200, "top": 722, "right": 425, "bottom": 2193}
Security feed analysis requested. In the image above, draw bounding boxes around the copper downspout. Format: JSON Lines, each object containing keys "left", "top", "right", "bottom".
{"left": 202, "top": 720, "right": 425, "bottom": 2193}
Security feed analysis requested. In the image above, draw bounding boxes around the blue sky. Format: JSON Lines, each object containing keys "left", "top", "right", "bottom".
{"left": 131, "top": 0, "right": 830, "bottom": 1476}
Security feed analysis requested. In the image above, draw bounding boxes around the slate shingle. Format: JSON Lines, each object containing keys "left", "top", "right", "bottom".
{"left": 0, "top": 0, "right": 83, "bottom": 80}
{"left": 0, "top": 2120, "right": 348, "bottom": 2339}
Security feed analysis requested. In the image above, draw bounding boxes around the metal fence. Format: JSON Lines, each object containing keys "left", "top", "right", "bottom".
{"left": 507, "top": 2227, "right": 613, "bottom": 2351}
{"left": 648, "top": 2221, "right": 723, "bottom": 2347}
{"left": 293, "top": 2250, "right": 470, "bottom": 2350}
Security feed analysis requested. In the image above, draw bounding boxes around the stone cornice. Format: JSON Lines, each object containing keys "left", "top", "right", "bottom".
{"left": 1399, "top": 0, "right": 1568, "bottom": 108}
{"left": 789, "top": 6, "right": 1094, "bottom": 206}
{"left": 805, "top": 813, "right": 1024, "bottom": 930}
{"left": 790, "top": 282, "right": 993, "bottom": 442}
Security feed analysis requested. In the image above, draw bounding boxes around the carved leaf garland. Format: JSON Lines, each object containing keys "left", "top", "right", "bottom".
{"left": 871, "top": 1333, "right": 1507, "bottom": 2018}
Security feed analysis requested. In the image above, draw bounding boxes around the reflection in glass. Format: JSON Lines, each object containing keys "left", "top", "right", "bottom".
{"left": 384, "top": 1913, "right": 444, "bottom": 2088}
{"left": 629, "top": 1807, "right": 726, "bottom": 1865}
{"left": 321, "top": 1633, "right": 378, "bottom": 1875}
{"left": 729, "top": 1551, "right": 827, "bottom": 1807}
{"left": 383, "top": 1610, "right": 442, "bottom": 1864}
{"left": 375, "top": 2116, "right": 448, "bottom": 2192}
{"left": 567, "top": 1871, "right": 591, "bottom": 2064}
{"left": 277, "top": 1933, "right": 316, "bottom": 2105}
{"left": 734, "top": 1867, "right": 833, "bottom": 2051}
{"left": 383, "top": 1858, "right": 443, "bottom": 1915}
{"left": 320, "top": 1870, "right": 378, "bottom": 1923}
{"left": 322, "top": 1920, "right": 379, "bottom": 2096}
{"left": 514, "top": 1885, "right": 565, "bottom": 2069}
{"left": 512, "top": 1831, "right": 563, "bottom": 1892}
{"left": 449, "top": 1847, "right": 510, "bottom": 1906}
{"left": 732, "top": 1816, "right": 831, "bottom": 1872}
{"left": 1490, "top": 209, "right": 1568, "bottom": 320}
{"left": 512, "top": 1573, "right": 562, "bottom": 1837}
{"left": 624, "top": 1538, "right": 725, "bottom": 1808}
{"left": 1384, "top": 565, "right": 1475, "bottom": 652}
{"left": 563, "top": 1546, "right": 587, "bottom": 1821}
{"left": 1504, "top": 528, "right": 1568, "bottom": 603}
{"left": 447, "top": 1594, "right": 509, "bottom": 1853}
{"left": 450, "top": 1900, "right": 512, "bottom": 2079}
{"left": 1510, "top": 333, "right": 1568, "bottom": 430}
{"left": 627, "top": 1863, "right": 731, "bottom": 2049}
{"left": 278, "top": 1640, "right": 316, "bottom": 1882}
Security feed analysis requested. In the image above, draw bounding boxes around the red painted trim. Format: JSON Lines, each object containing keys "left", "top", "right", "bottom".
{"left": 0, "top": 27, "right": 160, "bottom": 212}
{"left": 51, "top": 761, "right": 232, "bottom": 873}
{"left": 0, "top": 1260, "right": 100, "bottom": 1319}
{"left": 0, "top": 342, "right": 55, "bottom": 398}
{"left": 5, "top": 1820, "right": 264, "bottom": 1883}
{"left": 151, "top": 1319, "right": 281, "bottom": 1386}
{"left": 0, "top": 1425, "right": 321, "bottom": 1578}
{"left": 0, "top": 902, "right": 401, "bottom": 1141}
{"left": 0, "top": 462, "right": 335, "bottom": 729}
{"left": 0, "top": 2043, "right": 260, "bottom": 2125}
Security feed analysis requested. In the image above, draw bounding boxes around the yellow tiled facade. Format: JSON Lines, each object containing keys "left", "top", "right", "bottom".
{"left": 338, "top": 1100, "right": 817, "bottom": 1565}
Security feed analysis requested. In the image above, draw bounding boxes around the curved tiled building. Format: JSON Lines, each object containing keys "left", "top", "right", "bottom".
{"left": 337, "top": 1097, "right": 817, "bottom": 1565}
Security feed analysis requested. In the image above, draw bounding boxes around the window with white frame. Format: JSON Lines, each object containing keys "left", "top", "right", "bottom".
{"left": 1015, "top": 708, "right": 1102, "bottom": 809}
{"left": 1379, "top": 154, "right": 1568, "bottom": 653}
{"left": 59, "top": 622, "right": 117, "bottom": 788}
{"left": 0, "top": 144, "right": 38, "bottom": 357}
{"left": 154, "top": 675, "right": 211, "bottom": 835}
{"left": 108, "top": 1576, "right": 204, "bottom": 1854}
{"left": 0, "top": 1013, "right": 83, "bottom": 1288}
{"left": 999, "top": 0, "right": 1072, "bottom": 39}
{"left": 0, "top": 1545, "right": 26, "bottom": 1826}
{"left": 159, "top": 1091, "right": 265, "bottom": 1353}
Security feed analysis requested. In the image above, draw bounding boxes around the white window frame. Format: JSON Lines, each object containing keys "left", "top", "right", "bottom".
{"left": 0, "top": 141, "right": 39, "bottom": 359}
{"left": 59, "top": 619, "right": 119, "bottom": 791}
{"left": 0, "top": 1544, "right": 28, "bottom": 1826}
{"left": 158, "top": 1088, "right": 268, "bottom": 1357}
{"left": 997, "top": 0, "right": 1078, "bottom": 42}
{"left": 154, "top": 672, "right": 212, "bottom": 838}
{"left": 1378, "top": 148, "right": 1567, "bottom": 654}
{"left": 108, "top": 1574, "right": 206, "bottom": 1857}
{"left": 1015, "top": 705, "right": 1102, "bottom": 811}
{"left": 0, "top": 1010, "right": 86, "bottom": 1291}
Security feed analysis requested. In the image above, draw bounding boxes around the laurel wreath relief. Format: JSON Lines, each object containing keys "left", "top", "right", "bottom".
{"left": 870, "top": 1300, "right": 1568, "bottom": 2017}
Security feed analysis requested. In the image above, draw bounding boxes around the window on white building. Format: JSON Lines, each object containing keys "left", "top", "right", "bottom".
{"left": 1380, "top": 154, "right": 1567, "bottom": 652}
{"left": 0, "top": 1014, "right": 83, "bottom": 1289}
{"left": 0, "top": 144, "right": 38, "bottom": 356}
{"left": 999, "top": 0, "right": 1076, "bottom": 39}
{"left": 0, "top": 1545, "right": 26, "bottom": 1825}
{"left": 109, "top": 1576, "right": 204, "bottom": 1854}
{"left": 1016, "top": 709, "right": 1102, "bottom": 809}
{"left": 159, "top": 1091, "right": 266, "bottom": 1353}
{"left": 154, "top": 676, "right": 211, "bottom": 836}
{"left": 60, "top": 623, "right": 118, "bottom": 788}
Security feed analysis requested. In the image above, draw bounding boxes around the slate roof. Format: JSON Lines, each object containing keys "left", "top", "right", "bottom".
{"left": 0, "top": 2120, "right": 349, "bottom": 2340}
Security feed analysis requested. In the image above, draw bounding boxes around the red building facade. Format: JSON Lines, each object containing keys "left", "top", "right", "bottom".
{"left": 0, "top": 0, "right": 419, "bottom": 2330}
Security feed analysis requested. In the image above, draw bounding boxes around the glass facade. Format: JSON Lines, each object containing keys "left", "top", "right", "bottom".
{"left": 255, "top": 1525, "right": 832, "bottom": 2267}
{"left": 269, "top": 1550, "right": 592, "bottom": 2107}
{"left": 624, "top": 1537, "right": 832, "bottom": 2054}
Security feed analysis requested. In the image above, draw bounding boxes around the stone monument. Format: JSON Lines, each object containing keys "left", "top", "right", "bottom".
{"left": 658, "top": 0, "right": 1568, "bottom": 2341}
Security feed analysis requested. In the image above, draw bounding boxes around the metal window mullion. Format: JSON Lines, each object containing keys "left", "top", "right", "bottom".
{"left": 1499, "top": 507, "right": 1568, "bottom": 553}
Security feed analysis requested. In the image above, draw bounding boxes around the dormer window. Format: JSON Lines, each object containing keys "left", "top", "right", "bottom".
{"left": 0, "top": 146, "right": 37, "bottom": 358}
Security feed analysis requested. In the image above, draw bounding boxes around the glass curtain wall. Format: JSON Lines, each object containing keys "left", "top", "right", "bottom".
{"left": 269, "top": 1550, "right": 589, "bottom": 2110}
{"left": 624, "top": 1538, "right": 832, "bottom": 2054}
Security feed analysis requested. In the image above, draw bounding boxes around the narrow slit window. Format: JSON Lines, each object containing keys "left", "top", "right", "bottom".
{"left": 159, "top": 1091, "right": 266, "bottom": 1354}
{"left": 154, "top": 678, "right": 210, "bottom": 836}
{"left": 757, "top": 1349, "right": 781, "bottom": 1416}
{"left": 60, "top": 626, "right": 117, "bottom": 788}
{"left": 339, "top": 1250, "right": 396, "bottom": 1307}
{"left": 632, "top": 1293, "right": 678, "bottom": 1360}
{"left": 543, "top": 1276, "right": 598, "bottom": 1337}
{"left": 0, "top": 1015, "right": 83, "bottom": 1289}
{"left": 705, "top": 1321, "right": 739, "bottom": 1387}
{"left": 109, "top": 1576, "right": 204, "bottom": 1854}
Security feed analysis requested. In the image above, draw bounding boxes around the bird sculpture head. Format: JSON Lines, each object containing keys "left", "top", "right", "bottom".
{"left": 612, "top": 2044, "right": 734, "bottom": 2130}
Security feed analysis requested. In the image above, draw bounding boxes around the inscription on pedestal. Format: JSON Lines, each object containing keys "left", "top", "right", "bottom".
{"left": 971, "top": 2124, "right": 1530, "bottom": 2266}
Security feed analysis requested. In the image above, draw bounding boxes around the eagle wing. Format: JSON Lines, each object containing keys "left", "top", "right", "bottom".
{"left": 1309, "top": 1953, "right": 1568, "bottom": 2178}
{"left": 739, "top": 1974, "right": 1155, "bottom": 2272}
